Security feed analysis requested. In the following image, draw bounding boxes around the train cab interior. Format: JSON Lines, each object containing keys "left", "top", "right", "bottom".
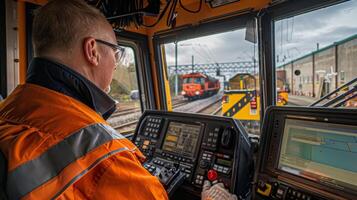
{"left": 1, "top": 0, "right": 357, "bottom": 199}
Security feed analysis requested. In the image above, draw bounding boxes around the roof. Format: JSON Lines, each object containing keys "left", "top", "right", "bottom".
{"left": 277, "top": 33, "right": 357, "bottom": 69}
{"left": 181, "top": 72, "right": 207, "bottom": 78}
{"left": 229, "top": 73, "right": 256, "bottom": 82}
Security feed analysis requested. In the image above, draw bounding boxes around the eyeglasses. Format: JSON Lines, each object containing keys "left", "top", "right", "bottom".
{"left": 95, "top": 39, "right": 125, "bottom": 63}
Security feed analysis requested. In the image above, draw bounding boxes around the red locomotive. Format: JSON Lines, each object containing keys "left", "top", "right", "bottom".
{"left": 181, "top": 73, "right": 220, "bottom": 100}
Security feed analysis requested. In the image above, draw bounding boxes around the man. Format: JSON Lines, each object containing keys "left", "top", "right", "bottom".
{"left": 0, "top": 0, "right": 236, "bottom": 199}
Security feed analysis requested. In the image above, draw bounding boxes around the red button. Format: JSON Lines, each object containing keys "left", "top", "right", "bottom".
{"left": 207, "top": 169, "right": 218, "bottom": 181}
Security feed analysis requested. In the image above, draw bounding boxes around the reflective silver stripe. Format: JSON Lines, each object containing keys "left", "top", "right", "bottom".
{"left": 51, "top": 147, "right": 127, "bottom": 200}
{"left": 7, "top": 123, "right": 125, "bottom": 200}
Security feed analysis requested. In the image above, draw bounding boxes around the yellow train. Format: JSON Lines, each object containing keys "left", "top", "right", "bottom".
{"left": 222, "top": 73, "right": 288, "bottom": 134}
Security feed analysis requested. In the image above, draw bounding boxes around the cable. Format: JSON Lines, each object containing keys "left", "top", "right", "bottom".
{"left": 167, "top": 0, "right": 178, "bottom": 27}
{"left": 179, "top": 0, "right": 202, "bottom": 13}
{"left": 142, "top": 0, "right": 172, "bottom": 27}
{"left": 95, "top": 0, "right": 102, "bottom": 7}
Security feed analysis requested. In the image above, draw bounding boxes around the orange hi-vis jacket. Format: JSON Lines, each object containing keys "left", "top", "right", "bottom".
{"left": 0, "top": 84, "right": 168, "bottom": 200}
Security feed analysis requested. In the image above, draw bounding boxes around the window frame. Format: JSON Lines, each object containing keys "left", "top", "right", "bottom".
{"left": 261, "top": 0, "right": 349, "bottom": 107}
{"left": 0, "top": 0, "right": 6, "bottom": 98}
{"left": 153, "top": 12, "right": 259, "bottom": 110}
{"left": 116, "top": 31, "right": 156, "bottom": 110}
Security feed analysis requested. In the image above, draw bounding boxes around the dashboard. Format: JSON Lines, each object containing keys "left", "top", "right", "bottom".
{"left": 132, "top": 110, "right": 254, "bottom": 199}
{"left": 130, "top": 107, "right": 357, "bottom": 200}
{"left": 256, "top": 107, "right": 357, "bottom": 200}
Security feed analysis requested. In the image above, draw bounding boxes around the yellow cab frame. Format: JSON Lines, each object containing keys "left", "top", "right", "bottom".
{"left": 0, "top": 0, "right": 348, "bottom": 117}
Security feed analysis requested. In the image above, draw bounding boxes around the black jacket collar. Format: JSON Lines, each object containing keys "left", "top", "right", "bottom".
{"left": 26, "top": 57, "right": 116, "bottom": 120}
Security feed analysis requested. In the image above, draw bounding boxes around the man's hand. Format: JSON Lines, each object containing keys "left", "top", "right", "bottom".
{"left": 201, "top": 180, "right": 238, "bottom": 200}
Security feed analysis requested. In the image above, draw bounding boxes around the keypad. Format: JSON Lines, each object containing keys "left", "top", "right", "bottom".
{"left": 143, "top": 117, "right": 162, "bottom": 139}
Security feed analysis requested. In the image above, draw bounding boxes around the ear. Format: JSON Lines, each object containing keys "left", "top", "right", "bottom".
{"left": 83, "top": 37, "right": 99, "bottom": 66}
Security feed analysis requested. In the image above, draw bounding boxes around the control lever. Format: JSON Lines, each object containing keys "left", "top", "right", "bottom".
{"left": 157, "top": 164, "right": 186, "bottom": 197}
{"left": 166, "top": 171, "right": 186, "bottom": 197}
{"left": 221, "top": 128, "right": 234, "bottom": 148}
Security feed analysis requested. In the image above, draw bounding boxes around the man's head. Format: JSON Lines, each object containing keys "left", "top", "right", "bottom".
{"left": 32, "top": 0, "right": 121, "bottom": 91}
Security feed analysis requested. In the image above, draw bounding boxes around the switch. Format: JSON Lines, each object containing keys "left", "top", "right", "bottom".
{"left": 257, "top": 180, "right": 272, "bottom": 197}
{"left": 207, "top": 169, "right": 218, "bottom": 181}
{"left": 221, "top": 128, "right": 234, "bottom": 148}
{"left": 200, "top": 160, "right": 209, "bottom": 169}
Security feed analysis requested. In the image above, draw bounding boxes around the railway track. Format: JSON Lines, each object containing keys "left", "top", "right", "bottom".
{"left": 113, "top": 120, "right": 139, "bottom": 133}
{"left": 111, "top": 107, "right": 140, "bottom": 118}
{"left": 111, "top": 98, "right": 187, "bottom": 119}
{"left": 172, "top": 101, "right": 187, "bottom": 108}
{"left": 197, "top": 99, "right": 222, "bottom": 115}
{"left": 113, "top": 96, "right": 222, "bottom": 135}
{"left": 112, "top": 99, "right": 188, "bottom": 134}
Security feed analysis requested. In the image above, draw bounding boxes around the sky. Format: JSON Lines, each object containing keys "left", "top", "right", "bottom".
{"left": 163, "top": 0, "right": 357, "bottom": 69}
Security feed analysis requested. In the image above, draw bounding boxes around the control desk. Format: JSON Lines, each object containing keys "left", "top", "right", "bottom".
{"left": 256, "top": 107, "right": 357, "bottom": 200}
{"left": 133, "top": 110, "right": 253, "bottom": 199}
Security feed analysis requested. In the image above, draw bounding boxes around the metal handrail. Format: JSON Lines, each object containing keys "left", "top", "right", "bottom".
{"left": 334, "top": 93, "right": 357, "bottom": 107}
{"left": 310, "top": 77, "right": 357, "bottom": 107}
{"left": 322, "top": 86, "right": 356, "bottom": 107}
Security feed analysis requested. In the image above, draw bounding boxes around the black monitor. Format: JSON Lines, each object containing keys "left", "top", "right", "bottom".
{"left": 279, "top": 118, "right": 357, "bottom": 192}
{"left": 257, "top": 107, "right": 357, "bottom": 200}
{"left": 162, "top": 121, "right": 202, "bottom": 158}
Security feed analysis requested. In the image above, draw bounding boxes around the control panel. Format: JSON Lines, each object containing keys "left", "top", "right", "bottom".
{"left": 256, "top": 107, "right": 357, "bottom": 200}
{"left": 133, "top": 110, "right": 253, "bottom": 198}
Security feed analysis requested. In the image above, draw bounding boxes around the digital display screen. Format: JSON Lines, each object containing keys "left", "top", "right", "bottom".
{"left": 279, "top": 119, "right": 357, "bottom": 192}
{"left": 217, "top": 158, "right": 232, "bottom": 166}
{"left": 162, "top": 122, "right": 201, "bottom": 157}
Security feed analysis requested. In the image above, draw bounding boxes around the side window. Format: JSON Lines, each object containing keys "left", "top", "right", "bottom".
{"left": 275, "top": 0, "right": 357, "bottom": 107}
{"left": 161, "top": 26, "right": 261, "bottom": 135}
{"left": 107, "top": 46, "right": 142, "bottom": 135}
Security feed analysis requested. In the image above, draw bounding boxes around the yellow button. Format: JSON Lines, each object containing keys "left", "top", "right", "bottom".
{"left": 257, "top": 183, "right": 272, "bottom": 197}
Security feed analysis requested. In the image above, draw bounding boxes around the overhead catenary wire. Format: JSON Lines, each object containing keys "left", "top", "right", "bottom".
{"left": 197, "top": 44, "right": 215, "bottom": 63}
{"left": 192, "top": 46, "right": 213, "bottom": 64}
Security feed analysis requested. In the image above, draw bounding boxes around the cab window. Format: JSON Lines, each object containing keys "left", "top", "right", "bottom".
{"left": 183, "top": 78, "right": 193, "bottom": 83}
{"left": 275, "top": 0, "right": 357, "bottom": 107}
{"left": 194, "top": 78, "right": 204, "bottom": 84}
{"left": 161, "top": 25, "right": 261, "bottom": 135}
{"left": 107, "top": 46, "right": 143, "bottom": 135}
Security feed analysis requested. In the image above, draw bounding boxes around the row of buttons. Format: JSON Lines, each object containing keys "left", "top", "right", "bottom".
{"left": 213, "top": 164, "right": 230, "bottom": 174}
{"left": 144, "top": 164, "right": 157, "bottom": 173}
{"left": 148, "top": 118, "right": 161, "bottom": 123}
{"left": 202, "top": 152, "right": 213, "bottom": 161}
{"left": 145, "top": 127, "right": 159, "bottom": 133}
{"left": 153, "top": 159, "right": 165, "bottom": 166}
{"left": 147, "top": 123, "right": 160, "bottom": 128}
{"left": 216, "top": 153, "right": 230, "bottom": 159}
{"left": 286, "top": 188, "right": 311, "bottom": 200}
{"left": 203, "top": 128, "right": 220, "bottom": 149}
{"left": 143, "top": 132, "right": 159, "bottom": 138}
{"left": 160, "top": 152, "right": 193, "bottom": 163}
{"left": 142, "top": 118, "right": 162, "bottom": 138}
{"left": 208, "top": 132, "right": 219, "bottom": 137}
{"left": 152, "top": 158, "right": 193, "bottom": 172}
{"left": 151, "top": 159, "right": 191, "bottom": 179}
{"left": 202, "top": 142, "right": 217, "bottom": 148}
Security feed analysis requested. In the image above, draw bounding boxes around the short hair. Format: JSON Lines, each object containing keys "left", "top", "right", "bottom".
{"left": 32, "top": 0, "right": 108, "bottom": 56}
